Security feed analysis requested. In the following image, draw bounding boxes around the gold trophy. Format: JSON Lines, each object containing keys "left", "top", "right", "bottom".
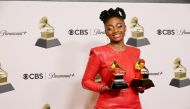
{"left": 95, "top": 74, "right": 101, "bottom": 83}
{"left": 0, "top": 63, "right": 14, "bottom": 93}
{"left": 42, "top": 104, "right": 50, "bottom": 109}
{"left": 108, "top": 61, "right": 128, "bottom": 89}
{"left": 35, "top": 16, "right": 61, "bottom": 48}
{"left": 130, "top": 59, "right": 154, "bottom": 89}
{"left": 126, "top": 17, "right": 150, "bottom": 47}
{"left": 170, "top": 58, "right": 190, "bottom": 88}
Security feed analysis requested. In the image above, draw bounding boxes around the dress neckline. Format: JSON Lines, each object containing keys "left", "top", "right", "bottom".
{"left": 106, "top": 44, "right": 128, "bottom": 53}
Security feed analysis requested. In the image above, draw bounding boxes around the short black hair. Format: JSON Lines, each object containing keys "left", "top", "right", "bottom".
{"left": 99, "top": 7, "right": 126, "bottom": 24}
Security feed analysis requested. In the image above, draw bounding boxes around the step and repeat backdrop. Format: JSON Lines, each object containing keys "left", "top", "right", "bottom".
{"left": 0, "top": 1, "right": 190, "bottom": 109}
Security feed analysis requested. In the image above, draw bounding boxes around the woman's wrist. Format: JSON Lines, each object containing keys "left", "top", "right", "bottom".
{"left": 100, "top": 85, "right": 110, "bottom": 93}
{"left": 136, "top": 87, "right": 145, "bottom": 93}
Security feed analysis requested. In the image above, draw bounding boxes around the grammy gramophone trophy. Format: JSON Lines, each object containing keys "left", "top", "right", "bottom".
{"left": 108, "top": 61, "right": 128, "bottom": 89}
{"left": 126, "top": 17, "right": 150, "bottom": 47}
{"left": 170, "top": 58, "right": 190, "bottom": 88}
{"left": 0, "top": 64, "right": 14, "bottom": 93}
{"left": 35, "top": 16, "right": 61, "bottom": 48}
{"left": 130, "top": 59, "right": 154, "bottom": 89}
{"left": 42, "top": 104, "right": 50, "bottom": 109}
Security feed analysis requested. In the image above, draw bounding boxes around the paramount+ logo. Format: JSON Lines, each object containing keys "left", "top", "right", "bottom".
{"left": 23, "top": 72, "right": 75, "bottom": 80}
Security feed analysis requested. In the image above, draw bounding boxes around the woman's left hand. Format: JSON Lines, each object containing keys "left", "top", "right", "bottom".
{"left": 136, "top": 87, "right": 145, "bottom": 93}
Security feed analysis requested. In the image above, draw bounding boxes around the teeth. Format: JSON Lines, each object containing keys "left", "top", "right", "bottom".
{"left": 113, "top": 34, "right": 120, "bottom": 37}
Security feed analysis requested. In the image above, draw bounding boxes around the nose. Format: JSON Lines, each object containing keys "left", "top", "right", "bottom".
{"left": 113, "top": 27, "right": 119, "bottom": 33}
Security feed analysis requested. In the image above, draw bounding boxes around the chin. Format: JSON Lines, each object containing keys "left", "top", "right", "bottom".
{"left": 112, "top": 38, "right": 123, "bottom": 42}
{"left": 111, "top": 40, "right": 123, "bottom": 43}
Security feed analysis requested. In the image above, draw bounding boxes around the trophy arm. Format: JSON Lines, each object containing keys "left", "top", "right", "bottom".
{"left": 0, "top": 68, "right": 7, "bottom": 76}
{"left": 181, "top": 65, "right": 187, "bottom": 72}
{"left": 46, "top": 23, "right": 55, "bottom": 30}
{"left": 135, "top": 24, "right": 144, "bottom": 32}
{"left": 143, "top": 66, "right": 149, "bottom": 73}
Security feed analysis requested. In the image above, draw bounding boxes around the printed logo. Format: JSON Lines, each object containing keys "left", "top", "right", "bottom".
{"left": 93, "top": 28, "right": 105, "bottom": 35}
{"left": 23, "top": 73, "right": 43, "bottom": 80}
{"left": 23, "top": 72, "right": 75, "bottom": 80}
{"left": 35, "top": 16, "right": 61, "bottom": 48}
{"left": 42, "top": 104, "right": 50, "bottom": 109}
{"left": 0, "top": 30, "right": 27, "bottom": 37}
{"left": 156, "top": 29, "right": 190, "bottom": 36}
{"left": 157, "top": 29, "right": 175, "bottom": 35}
{"left": 68, "top": 28, "right": 105, "bottom": 36}
{"left": 0, "top": 64, "right": 14, "bottom": 94}
{"left": 126, "top": 17, "right": 150, "bottom": 47}
{"left": 170, "top": 58, "right": 190, "bottom": 88}
{"left": 68, "top": 29, "right": 88, "bottom": 35}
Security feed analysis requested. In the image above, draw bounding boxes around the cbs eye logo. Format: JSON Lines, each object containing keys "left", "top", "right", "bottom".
{"left": 68, "top": 29, "right": 88, "bottom": 35}
{"left": 23, "top": 73, "right": 44, "bottom": 80}
{"left": 157, "top": 29, "right": 175, "bottom": 35}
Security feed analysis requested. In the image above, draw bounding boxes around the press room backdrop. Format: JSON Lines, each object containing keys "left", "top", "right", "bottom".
{"left": 0, "top": 1, "right": 190, "bottom": 109}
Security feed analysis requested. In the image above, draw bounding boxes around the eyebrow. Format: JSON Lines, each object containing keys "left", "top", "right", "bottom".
{"left": 106, "top": 23, "right": 123, "bottom": 27}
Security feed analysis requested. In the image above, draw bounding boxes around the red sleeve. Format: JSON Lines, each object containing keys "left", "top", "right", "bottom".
{"left": 137, "top": 48, "right": 140, "bottom": 59}
{"left": 82, "top": 48, "right": 106, "bottom": 92}
{"left": 131, "top": 48, "right": 142, "bottom": 81}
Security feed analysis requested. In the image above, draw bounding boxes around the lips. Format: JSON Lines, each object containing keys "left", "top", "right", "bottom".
{"left": 112, "top": 33, "right": 121, "bottom": 38}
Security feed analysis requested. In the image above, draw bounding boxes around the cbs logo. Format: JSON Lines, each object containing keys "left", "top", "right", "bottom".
{"left": 68, "top": 29, "right": 88, "bottom": 35}
{"left": 157, "top": 29, "right": 175, "bottom": 35}
{"left": 23, "top": 73, "right": 44, "bottom": 80}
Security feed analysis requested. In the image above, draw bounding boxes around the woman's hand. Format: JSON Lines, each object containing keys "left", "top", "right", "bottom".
{"left": 136, "top": 87, "right": 145, "bottom": 93}
{"left": 100, "top": 85, "right": 110, "bottom": 93}
{"left": 133, "top": 86, "right": 145, "bottom": 93}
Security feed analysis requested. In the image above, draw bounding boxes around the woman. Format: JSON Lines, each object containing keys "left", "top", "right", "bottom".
{"left": 82, "top": 7, "right": 144, "bottom": 109}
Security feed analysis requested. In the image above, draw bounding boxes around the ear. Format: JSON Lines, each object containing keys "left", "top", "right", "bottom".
{"left": 104, "top": 25, "right": 108, "bottom": 36}
{"left": 124, "top": 24, "right": 127, "bottom": 31}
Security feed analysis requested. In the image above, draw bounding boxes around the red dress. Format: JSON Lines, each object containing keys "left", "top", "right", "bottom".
{"left": 82, "top": 45, "right": 142, "bottom": 109}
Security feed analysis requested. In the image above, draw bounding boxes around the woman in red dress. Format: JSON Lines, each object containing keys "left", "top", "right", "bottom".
{"left": 82, "top": 7, "right": 144, "bottom": 109}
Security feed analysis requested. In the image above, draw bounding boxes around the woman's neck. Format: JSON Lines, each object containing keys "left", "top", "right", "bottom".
{"left": 108, "top": 42, "right": 127, "bottom": 51}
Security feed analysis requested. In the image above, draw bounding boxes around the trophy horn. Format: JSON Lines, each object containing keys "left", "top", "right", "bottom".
{"left": 130, "top": 17, "right": 138, "bottom": 28}
{"left": 135, "top": 59, "right": 149, "bottom": 73}
{"left": 130, "top": 16, "right": 144, "bottom": 32}
{"left": 173, "top": 57, "right": 186, "bottom": 72}
{"left": 42, "top": 104, "right": 50, "bottom": 109}
{"left": 39, "top": 16, "right": 48, "bottom": 29}
{"left": 173, "top": 57, "right": 181, "bottom": 69}
{"left": 111, "top": 60, "right": 120, "bottom": 69}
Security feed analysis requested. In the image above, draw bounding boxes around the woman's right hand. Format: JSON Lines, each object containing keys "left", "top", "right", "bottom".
{"left": 100, "top": 85, "right": 110, "bottom": 93}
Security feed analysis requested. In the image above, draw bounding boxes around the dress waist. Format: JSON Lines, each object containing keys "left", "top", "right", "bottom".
{"left": 95, "top": 87, "right": 141, "bottom": 109}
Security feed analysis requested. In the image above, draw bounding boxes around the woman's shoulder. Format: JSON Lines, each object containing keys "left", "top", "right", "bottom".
{"left": 126, "top": 45, "right": 141, "bottom": 57}
{"left": 91, "top": 45, "right": 108, "bottom": 50}
{"left": 89, "top": 45, "right": 108, "bottom": 55}
{"left": 90, "top": 45, "right": 140, "bottom": 52}
{"left": 126, "top": 45, "right": 140, "bottom": 52}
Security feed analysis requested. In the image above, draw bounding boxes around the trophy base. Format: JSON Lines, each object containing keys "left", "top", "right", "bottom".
{"left": 169, "top": 78, "right": 190, "bottom": 88}
{"left": 0, "top": 82, "right": 14, "bottom": 93}
{"left": 130, "top": 79, "right": 154, "bottom": 88}
{"left": 111, "top": 81, "right": 128, "bottom": 89}
{"left": 126, "top": 37, "right": 150, "bottom": 47}
{"left": 142, "top": 74, "right": 149, "bottom": 78}
{"left": 35, "top": 38, "right": 61, "bottom": 48}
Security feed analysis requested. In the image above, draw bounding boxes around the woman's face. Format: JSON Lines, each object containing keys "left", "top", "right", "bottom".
{"left": 104, "top": 17, "right": 126, "bottom": 43}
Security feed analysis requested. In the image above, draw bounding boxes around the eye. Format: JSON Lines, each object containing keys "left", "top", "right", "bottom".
{"left": 117, "top": 24, "right": 123, "bottom": 28}
{"left": 106, "top": 27, "right": 113, "bottom": 31}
